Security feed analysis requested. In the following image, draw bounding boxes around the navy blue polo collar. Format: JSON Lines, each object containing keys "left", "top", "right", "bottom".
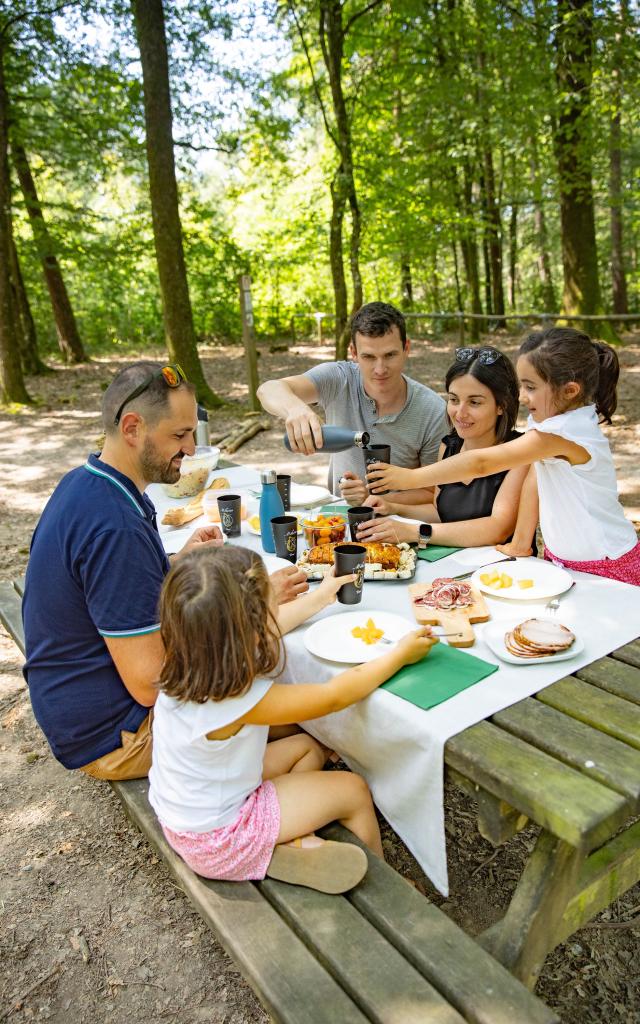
{"left": 83, "top": 453, "right": 157, "bottom": 524}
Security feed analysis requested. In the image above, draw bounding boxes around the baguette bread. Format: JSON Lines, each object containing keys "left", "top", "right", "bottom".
{"left": 161, "top": 476, "right": 230, "bottom": 526}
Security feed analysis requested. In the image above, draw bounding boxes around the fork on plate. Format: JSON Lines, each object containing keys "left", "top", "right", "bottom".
{"left": 544, "top": 581, "right": 576, "bottom": 614}
{"left": 377, "top": 632, "right": 459, "bottom": 644}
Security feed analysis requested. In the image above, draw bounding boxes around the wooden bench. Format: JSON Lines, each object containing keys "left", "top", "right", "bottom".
{"left": 1, "top": 578, "right": 556, "bottom": 1024}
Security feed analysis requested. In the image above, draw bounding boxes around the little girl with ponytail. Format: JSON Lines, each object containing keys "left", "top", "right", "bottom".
{"left": 367, "top": 327, "right": 639, "bottom": 585}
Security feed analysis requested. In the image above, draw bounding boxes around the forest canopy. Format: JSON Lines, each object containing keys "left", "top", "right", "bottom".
{"left": 0, "top": 0, "right": 638, "bottom": 402}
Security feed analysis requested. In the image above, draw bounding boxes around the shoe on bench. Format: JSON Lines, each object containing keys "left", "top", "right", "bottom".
{"left": 266, "top": 838, "right": 367, "bottom": 894}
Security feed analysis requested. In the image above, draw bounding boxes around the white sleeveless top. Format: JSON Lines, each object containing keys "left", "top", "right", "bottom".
{"left": 531, "top": 406, "right": 637, "bottom": 562}
{"left": 148, "top": 678, "right": 272, "bottom": 833}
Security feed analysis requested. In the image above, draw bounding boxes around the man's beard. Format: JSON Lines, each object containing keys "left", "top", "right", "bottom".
{"left": 140, "top": 436, "right": 182, "bottom": 484}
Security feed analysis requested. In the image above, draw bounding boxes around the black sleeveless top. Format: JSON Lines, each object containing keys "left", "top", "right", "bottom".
{"left": 435, "top": 430, "right": 522, "bottom": 523}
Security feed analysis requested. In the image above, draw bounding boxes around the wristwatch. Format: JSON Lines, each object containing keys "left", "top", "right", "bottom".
{"left": 417, "top": 523, "right": 433, "bottom": 550}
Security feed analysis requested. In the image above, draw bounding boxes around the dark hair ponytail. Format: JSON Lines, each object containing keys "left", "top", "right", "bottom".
{"left": 519, "top": 327, "right": 620, "bottom": 424}
{"left": 592, "top": 342, "right": 619, "bottom": 424}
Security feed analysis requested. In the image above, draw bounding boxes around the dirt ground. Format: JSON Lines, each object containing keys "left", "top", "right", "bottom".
{"left": 1, "top": 332, "right": 639, "bottom": 1024}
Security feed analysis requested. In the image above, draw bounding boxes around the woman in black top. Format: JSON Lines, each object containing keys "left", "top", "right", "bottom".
{"left": 356, "top": 347, "right": 529, "bottom": 548}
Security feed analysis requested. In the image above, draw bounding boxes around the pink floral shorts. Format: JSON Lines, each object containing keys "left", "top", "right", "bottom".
{"left": 544, "top": 540, "right": 640, "bottom": 587}
{"left": 161, "top": 781, "right": 281, "bottom": 881}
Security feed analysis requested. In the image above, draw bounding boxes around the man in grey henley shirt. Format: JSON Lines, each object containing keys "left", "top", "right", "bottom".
{"left": 257, "top": 302, "right": 447, "bottom": 503}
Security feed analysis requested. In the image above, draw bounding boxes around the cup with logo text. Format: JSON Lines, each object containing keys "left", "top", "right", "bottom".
{"left": 216, "top": 494, "right": 242, "bottom": 538}
{"left": 363, "top": 444, "right": 391, "bottom": 495}
{"left": 333, "top": 543, "right": 366, "bottom": 605}
{"left": 271, "top": 515, "right": 298, "bottom": 564}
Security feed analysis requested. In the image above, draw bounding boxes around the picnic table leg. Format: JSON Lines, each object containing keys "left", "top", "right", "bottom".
{"left": 478, "top": 830, "right": 585, "bottom": 990}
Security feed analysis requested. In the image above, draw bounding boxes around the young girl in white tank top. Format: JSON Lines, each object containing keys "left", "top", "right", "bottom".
{"left": 149, "top": 545, "right": 434, "bottom": 893}
{"left": 367, "top": 328, "right": 639, "bottom": 586}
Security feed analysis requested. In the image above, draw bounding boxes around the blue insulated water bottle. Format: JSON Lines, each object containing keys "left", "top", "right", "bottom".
{"left": 283, "top": 426, "right": 369, "bottom": 453}
{"left": 259, "top": 470, "right": 285, "bottom": 553}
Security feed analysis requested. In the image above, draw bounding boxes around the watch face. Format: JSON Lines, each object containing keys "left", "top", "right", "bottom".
{"left": 419, "top": 524, "right": 433, "bottom": 540}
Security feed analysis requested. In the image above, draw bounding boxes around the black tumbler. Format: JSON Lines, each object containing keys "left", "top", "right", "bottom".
{"left": 276, "top": 474, "right": 292, "bottom": 512}
{"left": 271, "top": 515, "right": 298, "bottom": 564}
{"left": 217, "top": 494, "right": 242, "bottom": 537}
{"left": 347, "top": 506, "right": 375, "bottom": 542}
{"left": 334, "top": 543, "right": 366, "bottom": 605}
{"left": 363, "top": 444, "right": 391, "bottom": 495}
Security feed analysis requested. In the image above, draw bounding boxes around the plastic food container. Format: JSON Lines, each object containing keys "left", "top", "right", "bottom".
{"left": 301, "top": 514, "right": 347, "bottom": 548}
{"left": 163, "top": 446, "right": 220, "bottom": 498}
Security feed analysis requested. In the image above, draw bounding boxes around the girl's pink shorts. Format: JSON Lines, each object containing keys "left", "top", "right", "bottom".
{"left": 161, "top": 780, "right": 281, "bottom": 881}
{"left": 544, "top": 539, "right": 640, "bottom": 587}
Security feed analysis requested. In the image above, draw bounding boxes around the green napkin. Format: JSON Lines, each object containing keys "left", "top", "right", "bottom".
{"left": 417, "top": 544, "right": 462, "bottom": 562}
{"left": 382, "top": 642, "right": 499, "bottom": 710}
{"left": 319, "top": 503, "right": 350, "bottom": 516}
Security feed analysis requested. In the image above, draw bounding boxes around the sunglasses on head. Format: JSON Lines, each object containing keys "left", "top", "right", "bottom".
{"left": 455, "top": 347, "right": 502, "bottom": 366}
{"left": 114, "top": 364, "right": 187, "bottom": 425}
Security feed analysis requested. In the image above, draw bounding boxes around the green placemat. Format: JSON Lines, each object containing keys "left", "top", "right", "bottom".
{"left": 417, "top": 544, "right": 462, "bottom": 562}
{"left": 382, "top": 642, "right": 499, "bottom": 710}
{"left": 319, "top": 503, "right": 350, "bottom": 516}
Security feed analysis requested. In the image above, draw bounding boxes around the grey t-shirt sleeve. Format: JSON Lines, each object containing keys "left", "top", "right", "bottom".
{"left": 304, "top": 361, "right": 349, "bottom": 409}
{"left": 418, "top": 400, "right": 449, "bottom": 466}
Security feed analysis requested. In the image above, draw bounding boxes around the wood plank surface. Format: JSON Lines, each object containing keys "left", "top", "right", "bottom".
{"left": 479, "top": 832, "right": 584, "bottom": 990}
{"left": 556, "top": 819, "right": 640, "bottom": 942}
{"left": 612, "top": 639, "right": 640, "bottom": 669}
{"left": 492, "top": 699, "right": 640, "bottom": 808}
{"left": 0, "top": 582, "right": 25, "bottom": 655}
{"left": 261, "top": 877, "right": 466, "bottom": 1024}
{"left": 324, "top": 825, "right": 559, "bottom": 1024}
{"left": 112, "top": 780, "right": 367, "bottom": 1024}
{"left": 445, "top": 721, "right": 628, "bottom": 850}
{"left": 537, "top": 677, "right": 640, "bottom": 749}
{"left": 576, "top": 656, "right": 640, "bottom": 705}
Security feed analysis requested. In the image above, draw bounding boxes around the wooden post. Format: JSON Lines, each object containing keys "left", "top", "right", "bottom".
{"left": 314, "top": 311, "right": 325, "bottom": 345}
{"left": 239, "top": 275, "right": 260, "bottom": 411}
{"left": 458, "top": 312, "right": 465, "bottom": 345}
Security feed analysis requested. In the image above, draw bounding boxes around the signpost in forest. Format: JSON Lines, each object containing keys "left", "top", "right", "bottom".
{"left": 239, "top": 275, "right": 260, "bottom": 411}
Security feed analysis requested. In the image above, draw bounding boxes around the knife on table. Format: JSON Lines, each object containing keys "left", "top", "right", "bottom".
{"left": 449, "top": 556, "right": 516, "bottom": 582}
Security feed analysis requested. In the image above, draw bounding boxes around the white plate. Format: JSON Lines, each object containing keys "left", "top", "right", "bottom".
{"left": 483, "top": 620, "right": 584, "bottom": 666}
{"left": 304, "top": 610, "right": 415, "bottom": 664}
{"left": 471, "top": 560, "right": 573, "bottom": 601}
{"left": 289, "top": 483, "right": 333, "bottom": 507}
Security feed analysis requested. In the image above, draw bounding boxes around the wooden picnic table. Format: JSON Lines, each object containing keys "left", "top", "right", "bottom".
{"left": 6, "top": 451, "right": 640, "bottom": 999}
{"left": 445, "top": 637, "right": 640, "bottom": 988}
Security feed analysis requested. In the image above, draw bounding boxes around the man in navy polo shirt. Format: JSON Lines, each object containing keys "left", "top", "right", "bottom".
{"left": 22, "top": 362, "right": 225, "bottom": 779}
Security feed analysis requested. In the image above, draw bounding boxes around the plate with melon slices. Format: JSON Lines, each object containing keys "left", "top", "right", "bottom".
{"left": 471, "top": 560, "right": 574, "bottom": 602}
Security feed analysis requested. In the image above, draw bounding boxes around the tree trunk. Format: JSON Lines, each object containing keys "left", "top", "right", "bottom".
{"left": 400, "top": 255, "right": 413, "bottom": 309}
{"left": 530, "top": 135, "right": 557, "bottom": 312}
{"left": 131, "top": 0, "right": 221, "bottom": 406}
{"left": 554, "top": 0, "right": 618, "bottom": 342}
{"left": 508, "top": 192, "right": 518, "bottom": 310}
{"left": 0, "top": 38, "right": 30, "bottom": 403}
{"left": 12, "top": 142, "right": 88, "bottom": 364}
{"left": 483, "top": 144, "right": 505, "bottom": 321}
{"left": 10, "top": 235, "right": 49, "bottom": 375}
{"left": 319, "top": 0, "right": 364, "bottom": 357}
{"left": 459, "top": 160, "right": 482, "bottom": 340}
{"left": 609, "top": 0, "right": 628, "bottom": 316}
{"left": 451, "top": 241, "right": 463, "bottom": 312}
{"left": 329, "top": 168, "right": 349, "bottom": 358}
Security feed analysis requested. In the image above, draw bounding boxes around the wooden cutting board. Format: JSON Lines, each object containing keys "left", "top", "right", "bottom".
{"left": 408, "top": 582, "right": 490, "bottom": 648}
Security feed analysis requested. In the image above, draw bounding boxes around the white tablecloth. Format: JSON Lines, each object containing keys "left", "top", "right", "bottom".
{"left": 150, "top": 472, "right": 640, "bottom": 895}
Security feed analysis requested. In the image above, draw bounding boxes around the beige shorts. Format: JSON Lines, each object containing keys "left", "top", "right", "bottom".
{"left": 80, "top": 712, "right": 153, "bottom": 781}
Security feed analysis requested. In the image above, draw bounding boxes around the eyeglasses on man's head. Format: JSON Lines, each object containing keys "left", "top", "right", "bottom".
{"left": 114, "top": 364, "right": 187, "bottom": 425}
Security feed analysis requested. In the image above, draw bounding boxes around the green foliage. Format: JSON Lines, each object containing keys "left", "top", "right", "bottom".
{"left": 4, "top": 0, "right": 640, "bottom": 368}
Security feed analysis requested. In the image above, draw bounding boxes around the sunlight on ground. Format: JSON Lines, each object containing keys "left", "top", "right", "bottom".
{"left": 5, "top": 799, "right": 59, "bottom": 838}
